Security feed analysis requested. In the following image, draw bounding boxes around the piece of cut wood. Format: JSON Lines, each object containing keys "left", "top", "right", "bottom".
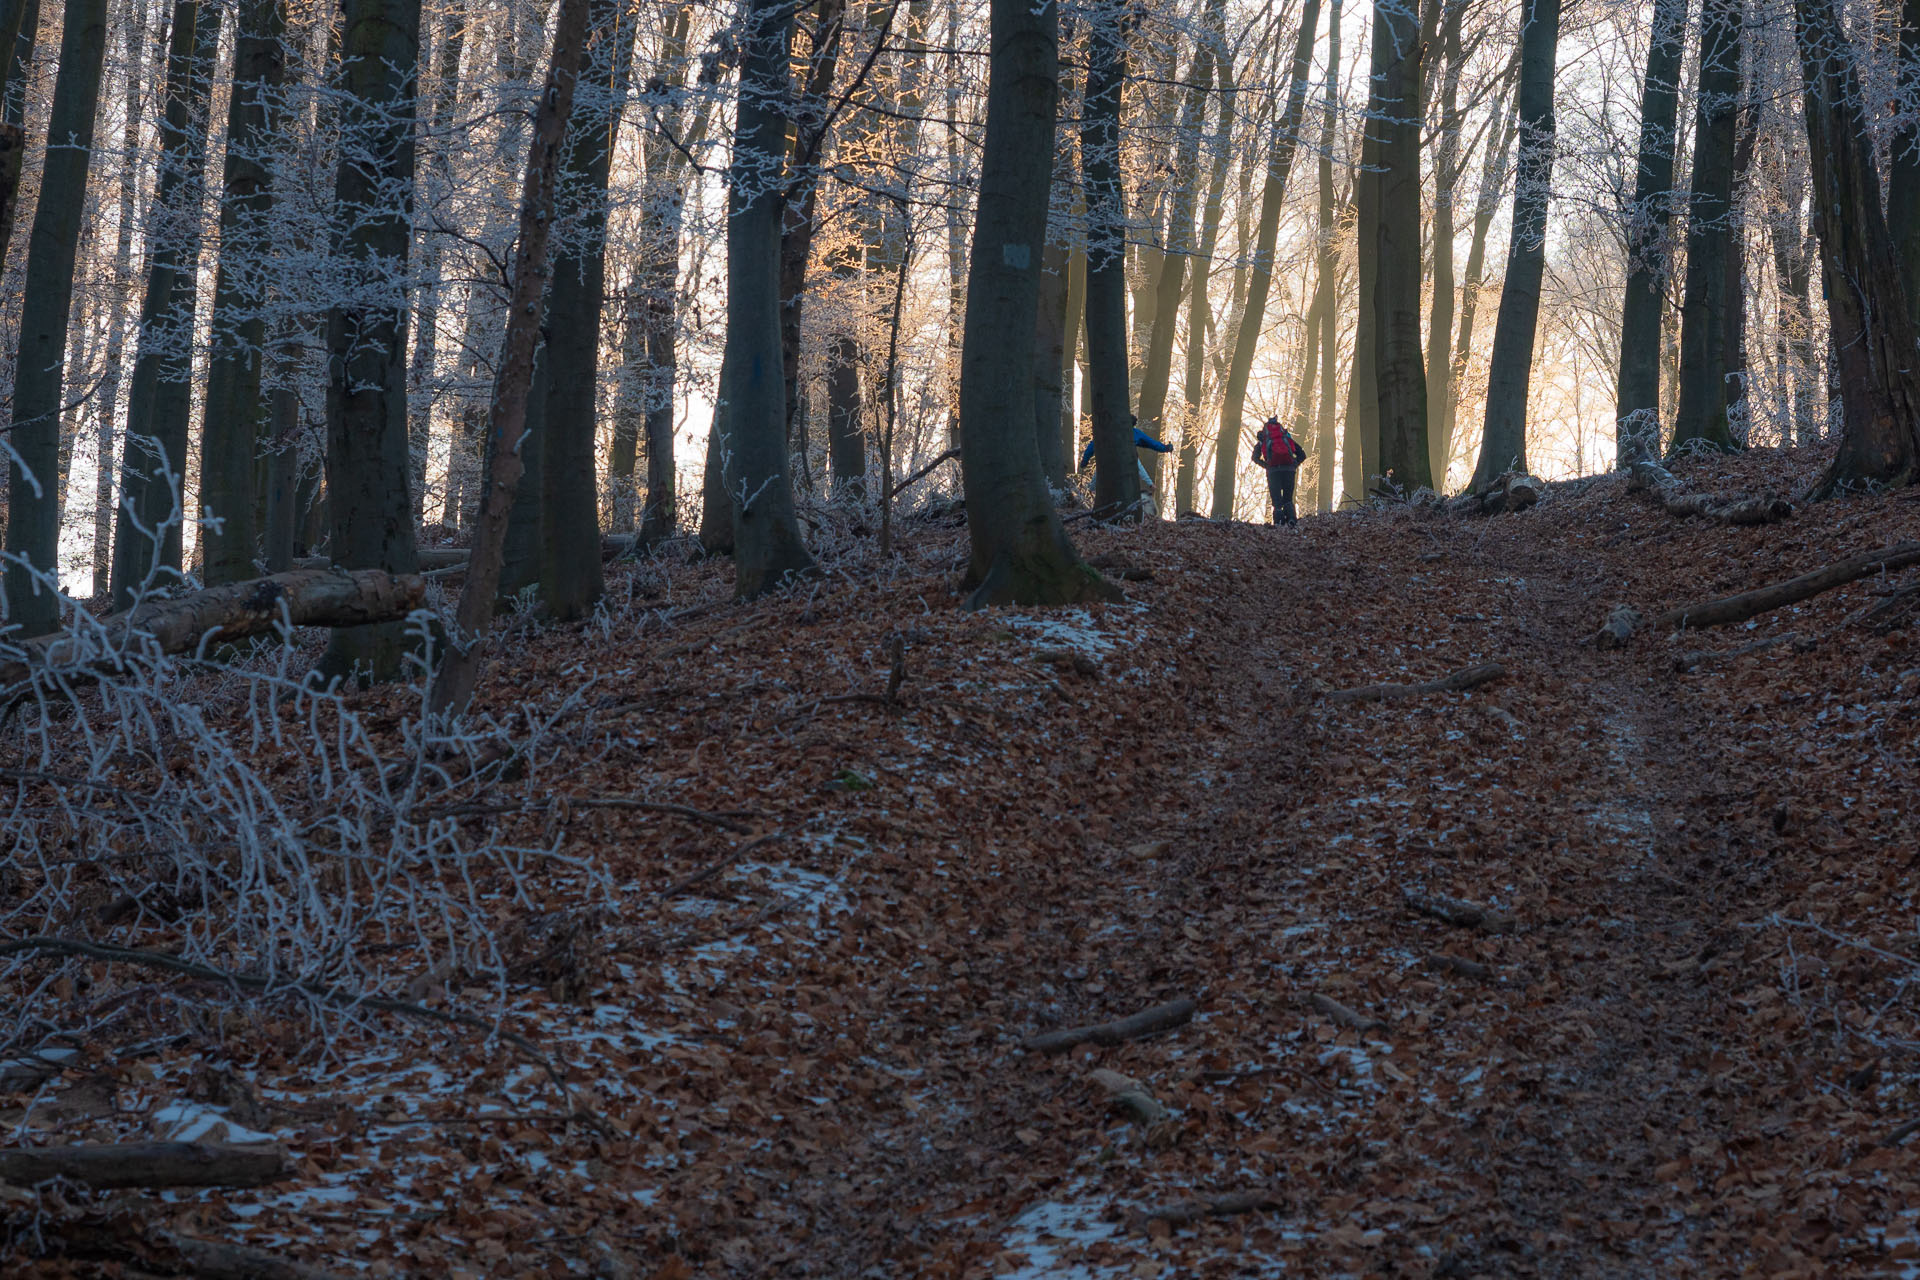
{"left": 1628, "top": 462, "right": 1794, "bottom": 525}
{"left": 1088, "top": 1068, "right": 1169, "bottom": 1125}
{"left": 3, "top": 569, "right": 424, "bottom": 679}
{"left": 1324, "top": 662, "right": 1505, "bottom": 704}
{"left": 0, "top": 1141, "right": 287, "bottom": 1189}
{"left": 1306, "top": 992, "right": 1386, "bottom": 1032}
{"left": 1132, "top": 1188, "right": 1283, "bottom": 1229}
{"left": 1655, "top": 542, "right": 1920, "bottom": 631}
{"left": 1023, "top": 997, "right": 1197, "bottom": 1055}
{"left": 1593, "top": 605, "right": 1641, "bottom": 650}
{"left": 1404, "top": 890, "right": 1517, "bottom": 934}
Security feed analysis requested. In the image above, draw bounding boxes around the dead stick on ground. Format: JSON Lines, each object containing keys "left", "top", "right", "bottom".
{"left": 1324, "top": 662, "right": 1506, "bottom": 704}
{"left": 1132, "top": 1189, "right": 1284, "bottom": 1230}
{"left": 425, "top": 796, "right": 761, "bottom": 834}
{"left": 0, "top": 1142, "right": 286, "bottom": 1190}
{"left": 660, "top": 832, "right": 781, "bottom": 898}
{"left": 1306, "top": 992, "right": 1387, "bottom": 1032}
{"left": 1655, "top": 542, "right": 1920, "bottom": 631}
{"left": 1881, "top": 1117, "right": 1920, "bottom": 1148}
{"left": 1672, "top": 632, "right": 1798, "bottom": 673}
{"left": 0, "top": 937, "right": 584, "bottom": 1111}
{"left": 1426, "top": 954, "right": 1493, "bottom": 981}
{"left": 1023, "top": 997, "right": 1197, "bottom": 1055}
{"left": 1403, "top": 890, "right": 1517, "bottom": 934}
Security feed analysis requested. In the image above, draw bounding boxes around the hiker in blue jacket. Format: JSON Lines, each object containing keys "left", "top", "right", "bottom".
{"left": 1080, "top": 420, "right": 1174, "bottom": 494}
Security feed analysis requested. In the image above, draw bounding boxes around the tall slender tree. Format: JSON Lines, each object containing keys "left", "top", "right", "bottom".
{"left": 1371, "top": 0, "right": 1431, "bottom": 492}
{"left": 111, "top": 0, "right": 222, "bottom": 605}
{"left": 200, "top": 0, "right": 289, "bottom": 585}
{"left": 723, "top": 0, "right": 818, "bottom": 596}
{"left": 319, "top": 0, "right": 424, "bottom": 680}
{"left": 957, "top": 0, "right": 1112, "bottom": 605}
{"left": 1669, "top": 0, "right": 1743, "bottom": 453}
{"left": 1080, "top": 0, "right": 1139, "bottom": 516}
{"left": 1470, "top": 0, "right": 1560, "bottom": 490}
{"left": 1613, "top": 0, "right": 1686, "bottom": 463}
{"left": 0, "top": 0, "right": 36, "bottom": 273}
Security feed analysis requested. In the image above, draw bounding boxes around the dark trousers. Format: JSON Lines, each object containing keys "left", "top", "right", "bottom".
{"left": 1266, "top": 464, "right": 1298, "bottom": 525}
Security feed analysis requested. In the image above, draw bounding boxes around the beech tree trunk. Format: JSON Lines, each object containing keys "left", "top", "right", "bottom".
{"left": 724, "top": 0, "right": 818, "bottom": 596}
{"left": 1470, "top": 0, "right": 1560, "bottom": 492}
{"left": 1209, "top": 0, "right": 1321, "bottom": 519}
{"left": 957, "top": 0, "right": 1111, "bottom": 606}
{"left": 1613, "top": 0, "right": 1686, "bottom": 464}
{"left": 0, "top": 0, "right": 32, "bottom": 274}
{"left": 429, "top": 0, "right": 590, "bottom": 714}
{"left": 1371, "top": 0, "right": 1430, "bottom": 493}
{"left": 200, "top": 0, "right": 287, "bottom": 585}
{"left": 538, "top": 0, "right": 635, "bottom": 618}
{"left": 4, "top": 0, "right": 107, "bottom": 634}
{"left": 1177, "top": 0, "right": 1232, "bottom": 517}
{"left": 1669, "top": 0, "right": 1742, "bottom": 454}
{"left": 1890, "top": 0, "right": 1920, "bottom": 331}
{"left": 1796, "top": 0, "right": 1920, "bottom": 494}
{"left": 1034, "top": 235, "right": 1071, "bottom": 487}
{"left": 1343, "top": 113, "right": 1379, "bottom": 505}
{"left": 318, "top": 0, "right": 423, "bottom": 681}
{"left": 1081, "top": 3, "right": 1138, "bottom": 517}
{"left": 1423, "top": 0, "right": 1463, "bottom": 487}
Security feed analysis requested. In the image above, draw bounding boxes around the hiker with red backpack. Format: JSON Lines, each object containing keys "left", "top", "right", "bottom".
{"left": 1251, "top": 416, "right": 1308, "bottom": 525}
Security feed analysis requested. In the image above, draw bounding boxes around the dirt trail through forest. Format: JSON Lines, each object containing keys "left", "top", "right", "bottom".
{"left": 13, "top": 450, "right": 1920, "bottom": 1279}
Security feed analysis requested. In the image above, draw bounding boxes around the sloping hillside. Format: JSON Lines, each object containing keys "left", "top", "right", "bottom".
{"left": 7, "top": 443, "right": 1920, "bottom": 1278}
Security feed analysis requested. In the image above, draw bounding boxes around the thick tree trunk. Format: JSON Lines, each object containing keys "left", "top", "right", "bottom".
{"left": 1343, "top": 115, "right": 1379, "bottom": 505}
{"left": 1470, "top": 0, "right": 1560, "bottom": 492}
{"left": 429, "top": 0, "right": 591, "bottom": 714}
{"left": 537, "top": 0, "right": 635, "bottom": 618}
{"left": 1371, "top": 0, "right": 1430, "bottom": 493}
{"left": 1796, "top": 0, "right": 1920, "bottom": 494}
{"left": 1669, "top": 0, "right": 1742, "bottom": 454}
{"left": 1081, "top": 5, "right": 1138, "bottom": 517}
{"left": 1209, "top": 0, "right": 1321, "bottom": 519}
{"left": 200, "top": 0, "right": 288, "bottom": 585}
{"left": 317, "top": 0, "right": 423, "bottom": 681}
{"left": 725, "top": 0, "right": 818, "bottom": 597}
{"left": 1613, "top": 0, "right": 1686, "bottom": 464}
{"left": 957, "top": 0, "right": 1112, "bottom": 607}
{"left": 4, "top": 0, "right": 108, "bottom": 634}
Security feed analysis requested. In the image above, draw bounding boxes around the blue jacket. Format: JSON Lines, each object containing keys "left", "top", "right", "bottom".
{"left": 1080, "top": 427, "right": 1173, "bottom": 470}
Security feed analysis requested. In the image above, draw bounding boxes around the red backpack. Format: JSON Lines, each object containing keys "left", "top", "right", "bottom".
{"left": 1252, "top": 421, "right": 1305, "bottom": 467}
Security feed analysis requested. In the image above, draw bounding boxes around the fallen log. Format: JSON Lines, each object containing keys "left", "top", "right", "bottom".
{"left": 1132, "top": 1189, "right": 1283, "bottom": 1230}
{"left": 2, "top": 569, "right": 425, "bottom": 680}
{"left": 1449, "top": 471, "right": 1544, "bottom": 516}
{"left": 1672, "top": 631, "right": 1799, "bottom": 674}
{"left": 1403, "top": 890, "right": 1517, "bottom": 934}
{"left": 1023, "top": 997, "right": 1197, "bottom": 1055}
{"left": 1627, "top": 461, "right": 1794, "bottom": 525}
{"left": 0, "top": 1141, "right": 287, "bottom": 1189}
{"left": 1324, "top": 662, "right": 1505, "bottom": 704}
{"left": 1306, "top": 992, "right": 1387, "bottom": 1032}
{"left": 1593, "top": 605, "right": 1642, "bottom": 650}
{"left": 1655, "top": 543, "right": 1920, "bottom": 631}
{"left": 166, "top": 1234, "right": 347, "bottom": 1280}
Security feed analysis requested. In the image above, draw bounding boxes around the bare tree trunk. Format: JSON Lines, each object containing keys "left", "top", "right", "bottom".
{"left": 1081, "top": 2, "right": 1138, "bottom": 517}
{"left": 317, "top": 0, "right": 423, "bottom": 681}
{"left": 957, "top": 0, "right": 1112, "bottom": 606}
{"left": 1371, "top": 0, "right": 1430, "bottom": 493}
{"left": 1669, "top": 0, "right": 1743, "bottom": 454}
{"left": 1034, "top": 235, "right": 1071, "bottom": 487}
{"left": 1796, "top": 0, "right": 1920, "bottom": 494}
{"left": 1423, "top": 0, "right": 1463, "bottom": 486}
{"left": 1209, "top": 0, "right": 1321, "bottom": 519}
{"left": 430, "top": 0, "right": 591, "bottom": 714}
{"left": 537, "top": 0, "right": 636, "bottom": 618}
{"left": 1613, "top": 0, "right": 1686, "bottom": 464}
{"left": 1342, "top": 115, "right": 1378, "bottom": 505}
{"left": 1178, "top": 1, "right": 1232, "bottom": 517}
{"left": 405, "top": 0, "right": 467, "bottom": 526}
{"left": 0, "top": 0, "right": 33, "bottom": 274}
{"left": 1470, "top": 0, "right": 1560, "bottom": 491}
{"left": 103, "top": 2, "right": 213, "bottom": 609}
{"left": 778, "top": 0, "right": 848, "bottom": 467}
{"left": 725, "top": 0, "right": 818, "bottom": 597}
{"left": 1136, "top": 32, "right": 1213, "bottom": 508}
{"left": 200, "top": 0, "right": 288, "bottom": 585}
{"left": 1885, "top": 0, "right": 1920, "bottom": 330}
{"left": 1443, "top": 83, "right": 1515, "bottom": 481}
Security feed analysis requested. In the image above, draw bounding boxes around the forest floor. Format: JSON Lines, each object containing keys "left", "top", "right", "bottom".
{"left": 9, "top": 443, "right": 1920, "bottom": 1278}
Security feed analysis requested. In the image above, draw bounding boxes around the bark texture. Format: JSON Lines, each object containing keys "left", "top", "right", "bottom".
{"left": 1613, "top": 0, "right": 1686, "bottom": 464}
